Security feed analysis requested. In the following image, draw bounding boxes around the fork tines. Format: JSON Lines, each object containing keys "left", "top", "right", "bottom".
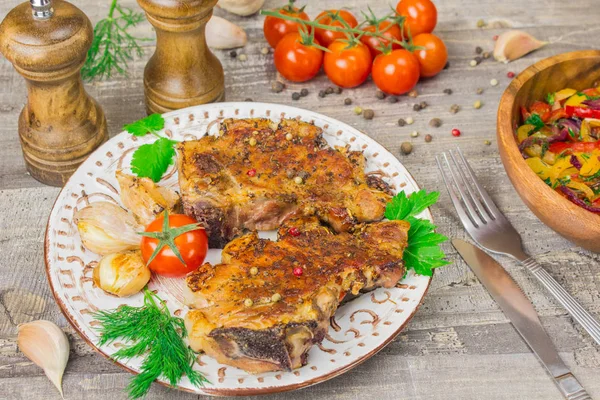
{"left": 435, "top": 148, "right": 501, "bottom": 230}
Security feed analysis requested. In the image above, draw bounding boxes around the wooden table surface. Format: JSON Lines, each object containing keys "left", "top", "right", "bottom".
{"left": 1, "top": 0, "right": 600, "bottom": 399}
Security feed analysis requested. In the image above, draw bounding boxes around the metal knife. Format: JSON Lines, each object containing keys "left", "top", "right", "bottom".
{"left": 452, "top": 239, "right": 592, "bottom": 400}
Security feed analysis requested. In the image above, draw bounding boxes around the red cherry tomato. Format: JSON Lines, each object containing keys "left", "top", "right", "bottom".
{"left": 323, "top": 40, "right": 372, "bottom": 88}
{"left": 372, "top": 49, "right": 420, "bottom": 95}
{"left": 529, "top": 101, "right": 552, "bottom": 122}
{"left": 412, "top": 33, "right": 448, "bottom": 78}
{"left": 140, "top": 214, "right": 208, "bottom": 278}
{"left": 396, "top": 0, "right": 438, "bottom": 37}
{"left": 314, "top": 10, "right": 358, "bottom": 48}
{"left": 360, "top": 20, "right": 403, "bottom": 58}
{"left": 274, "top": 32, "right": 324, "bottom": 82}
{"left": 263, "top": 6, "right": 310, "bottom": 48}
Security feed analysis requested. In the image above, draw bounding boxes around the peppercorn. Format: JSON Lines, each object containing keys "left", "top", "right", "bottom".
{"left": 318, "top": 90, "right": 326, "bottom": 98}
{"left": 451, "top": 128, "right": 461, "bottom": 137}
{"left": 429, "top": 118, "right": 442, "bottom": 128}
{"left": 271, "top": 293, "right": 282, "bottom": 302}
{"left": 244, "top": 298, "right": 253, "bottom": 307}
{"left": 300, "top": 88, "right": 309, "bottom": 97}
{"left": 470, "top": 60, "right": 478, "bottom": 67}
{"left": 247, "top": 168, "right": 257, "bottom": 177}
{"left": 400, "top": 142, "right": 413, "bottom": 155}
{"left": 363, "top": 109, "right": 375, "bottom": 120}
{"left": 443, "top": 88, "right": 453, "bottom": 95}
{"left": 411, "top": 131, "right": 419, "bottom": 138}
{"left": 238, "top": 54, "right": 247, "bottom": 61}
{"left": 450, "top": 104, "right": 460, "bottom": 114}
{"left": 398, "top": 118, "right": 406, "bottom": 127}
{"left": 476, "top": 87, "right": 484, "bottom": 95}
{"left": 388, "top": 96, "right": 398, "bottom": 104}
{"left": 490, "top": 78, "right": 499, "bottom": 86}
{"left": 249, "top": 137, "right": 257, "bottom": 146}
{"left": 285, "top": 133, "right": 293, "bottom": 141}
{"left": 408, "top": 89, "right": 418, "bottom": 98}
{"left": 507, "top": 71, "right": 515, "bottom": 78}
{"left": 288, "top": 227, "right": 301, "bottom": 237}
{"left": 271, "top": 81, "right": 285, "bottom": 93}
{"left": 413, "top": 103, "right": 422, "bottom": 111}
{"left": 474, "top": 56, "right": 483, "bottom": 64}
{"left": 376, "top": 91, "right": 386, "bottom": 100}
{"left": 353, "top": 106, "right": 363, "bottom": 115}
{"left": 292, "top": 92, "right": 301, "bottom": 100}
{"left": 261, "top": 47, "right": 270, "bottom": 55}
{"left": 484, "top": 140, "right": 492, "bottom": 145}
{"left": 474, "top": 100, "right": 483, "bottom": 109}
{"left": 334, "top": 87, "right": 343, "bottom": 94}
{"left": 425, "top": 134, "right": 433, "bottom": 143}
{"left": 344, "top": 98, "right": 352, "bottom": 105}
{"left": 293, "top": 267, "right": 303, "bottom": 277}
{"left": 419, "top": 101, "right": 428, "bottom": 109}
{"left": 294, "top": 176, "right": 303, "bottom": 184}
{"left": 326, "top": 87, "right": 334, "bottom": 95}
{"left": 482, "top": 51, "right": 491, "bottom": 59}
{"left": 475, "top": 46, "right": 483, "bottom": 54}
{"left": 476, "top": 19, "right": 485, "bottom": 28}
{"left": 229, "top": 50, "right": 237, "bottom": 58}
{"left": 250, "top": 267, "right": 259, "bottom": 276}
{"left": 493, "top": 35, "right": 499, "bottom": 41}
{"left": 406, "top": 117, "right": 414, "bottom": 125}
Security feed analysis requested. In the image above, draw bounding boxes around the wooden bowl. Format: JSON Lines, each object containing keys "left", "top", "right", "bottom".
{"left": 497, "top": 50, "right": 600, "bottom": 252}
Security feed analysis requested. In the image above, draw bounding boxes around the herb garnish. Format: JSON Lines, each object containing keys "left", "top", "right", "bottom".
{"left": 124, "top": 114, "right": 177, "bottom": 182}
{"left": 524, "top": 114, "right": 545, "bottom": 132}
{"left": 94, "top": 288, "right": 209, "bottom": 398}
{"left": 546, "top": 92, "right": 555, "bottom": 106}
{"left": 385, "top": 190, "right": 449, "bottom": 276}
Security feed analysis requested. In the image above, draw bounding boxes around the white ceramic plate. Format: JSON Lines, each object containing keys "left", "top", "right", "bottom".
{"left": 45, "top": 102, "right": 432, "bottom": 396}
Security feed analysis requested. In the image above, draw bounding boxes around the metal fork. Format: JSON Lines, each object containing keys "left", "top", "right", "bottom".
{"left": 436, "top": 148, "right": 600, "bottom": 346}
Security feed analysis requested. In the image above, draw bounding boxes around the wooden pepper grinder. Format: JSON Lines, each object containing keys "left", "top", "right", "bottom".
{"left": 0, "top": 0, "right": 108, "bottom": 187}
{"left": 137, "top": 0, "right": 225, "bottom": 114}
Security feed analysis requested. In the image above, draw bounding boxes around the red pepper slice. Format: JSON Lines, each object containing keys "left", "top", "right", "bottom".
{"left": 549, "top": 141, "right": 600, "bottom": 154}
{"left": 530, "top": 101, "right": 552, "bottom": 122}
{"left": 548, "top": 108, "right": 568, "bottom": 123}
{"left": 582, "top": 88, "right": 600, "bottom": 97}
{"left": 520, "top": 106, "right": 531, "bottom": 122}
{"left": 565, "top": 105, "right": 600, "bottom": 119}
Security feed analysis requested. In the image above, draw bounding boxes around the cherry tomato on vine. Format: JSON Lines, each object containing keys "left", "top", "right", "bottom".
{"left": 360, "top": 20, "right": 403, "bottom": 58}
{"left": 324, "top": 40, "right": 372, "bottom": 88}
{"left": 412, "top": 33, "right": 447, "bottom": 77}
{"left": 314, "top": 10, "right": 359, "bottom": 48}
{"left": 395, "top": 0, "right": 438, "bottom": 37}
{"left": 140, "top": 214, "right": 208, "bottom": 278}
{"left": 274, "top": 32, "right": 324, "bottom": 82}
{"left": 372, "top": 49, "right": 420, "bottom": 95}
{"left": 263, "top": 5, "right": 310, "bottom": 48}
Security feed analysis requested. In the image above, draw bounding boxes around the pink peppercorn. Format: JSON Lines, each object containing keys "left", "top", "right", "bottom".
{"left": 507, "top": 71, "right": 515, "bottom": 78}
{"left": 288, "top": 227, "right": 301, "bottom": 237}
{"left": 293, "top": 267, "right": 303, "bottom": 277}
{"left": 493, "top": 35, "right": 499, "bottom": 41}
{"left": 247, "top": 168, "right": 256, "bottom": 177}
{"left": 451, "top": 128, "right": 461, "bottom": 137}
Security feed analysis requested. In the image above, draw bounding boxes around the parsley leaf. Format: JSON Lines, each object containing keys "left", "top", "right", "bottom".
{"left": 131, "top": 137, "right": 175, "bottom": 182}
{"left": 546, "top": 92, "right": 555, "bottom": 106}
{"left": 384, "top": 189, "right": 440, "bottom": 220}
{"left": 124, "top": 113, "right": 165, "bottom": 137}
{"left": 524, "top": 114, "right": 545, "bottom": 131}
{"left": 385, "top": 190, "right": 448, "bottom": 276}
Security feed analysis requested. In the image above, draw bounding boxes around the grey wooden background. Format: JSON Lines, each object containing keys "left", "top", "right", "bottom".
{"left": 1, "top": 0, "right": 599, "bottom": 399}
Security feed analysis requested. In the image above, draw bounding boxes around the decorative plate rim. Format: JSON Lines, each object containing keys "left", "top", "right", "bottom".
{"left": 44, "top": 102, "right": 433, "bottom": 396}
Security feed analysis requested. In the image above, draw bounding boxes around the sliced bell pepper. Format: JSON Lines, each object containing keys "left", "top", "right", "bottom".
{"left": 549, "top": 141, "right": 600, "bottom": 154}
{"left": 520, "top": 106, "right": 531, "bottom": 122}
{"left": 565, "top": 106, "right": 600, "bottom": 119}
{"left": 565, "top": 94, "right": 588, "bottom": 107}
{"left": 582, "top": 88, "right": 600, "bottom": 97}
{"left": 530, "top": 101, "right": 552, "bottom": 122}
{"left": 555, "top": 88, "right": 577, "bottom": 102}
{"left": 579, "top": 150, "right": 600, "bottom": 176}
{"left": 548, "top": 108, "right": 568, "bottom": 123}
{"left": 516, "top": 124, "right": 534, "bottom": 143}
{"left": 566, "top": 180, "right": 595, "bottom": 200}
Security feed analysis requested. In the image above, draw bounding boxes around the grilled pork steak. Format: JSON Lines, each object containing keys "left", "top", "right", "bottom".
{"left": 177, "top": 118, "right": 392, "bottom": 248}
{"left": 184, "top": 216, "right": 410, "bottom": 373}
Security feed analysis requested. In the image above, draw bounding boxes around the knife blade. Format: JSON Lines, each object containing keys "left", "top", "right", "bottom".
{"left": 452, "top": 239, "right": 591, "bottom": 400}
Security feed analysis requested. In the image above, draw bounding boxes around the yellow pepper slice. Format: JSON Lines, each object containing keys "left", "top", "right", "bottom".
{"left": 526, "top": 157, "right": 551, "bottom": 180}
{"left": 579, "top": 149, "right": 600, "bottom": 177}
{"left": 565, "top": 93, "right": 588, "bottom": 107}
{"left": 555, "top": 88, "right": 577, "bottom": 102}
{"left": 566, "top": 180, "right": 595, "bottom": 200}
{"left": 517, "top": 124, "right": 534, "bottom": 143}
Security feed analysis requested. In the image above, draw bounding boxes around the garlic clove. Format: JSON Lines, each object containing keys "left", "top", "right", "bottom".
{"left": 74, "top": 202, "right": 142, "bottom": 255}
{"left": 17, "top": 320, "right": 70, "bottom": 397}
{"left": 206, "top": 16, "right": 248, "bottom": 50}
{"left": 494, "top": 30, "right": 547, "bottom": 63}
{"left": 217, "top": 0, "right": 265, "bottom": 16}
{"left": 93, "top": 250, "right": 151, "bottom": 297}
{"left": 116, "top": 170, "right": 181, "bottom": 226}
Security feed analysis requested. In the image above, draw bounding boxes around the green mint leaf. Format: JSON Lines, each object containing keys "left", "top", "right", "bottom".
{"left": 546, "top": 92, "right": 555, "bottom": 106}
{"left": 124, "top": 114, "right": 165, "bottom": 137}
{"left": 131, "top": 137, "right": 175, "bottom": 182}
{"left": 384, "top": 189, "right": 440, "bottom": 221}
{"left": 524, "top": 113, "right": 545, "bottom": 131}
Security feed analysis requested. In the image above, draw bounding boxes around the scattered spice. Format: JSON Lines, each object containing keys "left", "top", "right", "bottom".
{"left": 476, "top": 87, "right": 484, "bottom": 95}
{"left": 248, "top": 137, "right": 257, "bottom": 146}
{"left": 260, "top": 47, "right": 270, "bottom": 55}
{"left": 429, "top": 118, "right": 442, "bottom": 128}
{"left": 484, "top": 140, "right": 492, "bottom": 145}
{"left": 293, "top": 267, "right": 303, "bottom": 277}
{"left": 294, "top": 176, "right": 303, "bottom": 184}
{"left": 354, "top": 106, "right": 363, "bottom": 115}
{"left": 363, "top": 109, "right": 375, "bottom": 120}
{"left": 300, "top": 88, "right": 309, "bottom": 97}
{"left": 344, "top": 98, "right": 353, "bottom": 105}
{"left": 271, "top": 81, "right": 285, "bottom": 93}
{"left": 470, "top": 60, "right": 478, "bottom": 67}
{"left": 376, "top": 91, "right": 386, "bottom": 100}
{"left": 408, "top": 89, "right": 418, "bottom": 98}
{"left": 325, "top": 87, "right": 334, "bottom": 95}
{"left": 425, "top": 134, "right": 433, "bottom": 143}
{"left": 507, "top": 71, "right": 515, "bottom": 78}
{"left": 334, "top": 87, "right": 343, "bottom": 94}
{"left": 450, "top": 104, "right": 460, "bottom": 114}
{"left": 406, "top": 117, "right": 414, "bottom": 125}
{"left": 400, "top": 142, "right": 413, "bottom": 155}
{"left": 475, "top": 46, "right": 483, "bottom": 54}
{"left": 292, "top": 92, "right": 301, "bottom": 101}
{"left": 443, "top": 88, "right": 453, "bottom": 95}
{"left": 413, "top": 103, "right": 421, "bottom": 111}
{"left": 244, "top": 298, "right": 253, "bottom": 307}
{"left": 271, "top": 293, "right": 282, "bottom": 302}
{"left": 482, "top": 51, "right": 491, "bottom": 59}
{"left": 238, "top": 54, "right": 247, "bottom": 61}
{"left": 288, "top": 227, "right": 301, "bottom": 237}
{"left": 398, "top": 118, "right": 406, "bottom": 127}
{"left": 473, "top": 100, "right": 483, "bottom": 109}
{"left": 411, "top": 131, "right": 419, "bottom": 138}
{"left": 229, "top": 50, "right": 237, "bottom": 58}
{"left": 420, "top": 101, "right": 428, "bottom": 109}
{"left": 474, "top": 56, "right": 483, "bottom": 64}
{"left": 285, "top": 133, "right": 293, "bottom": 141}
{"left": 490, "top": 78, "right": 499, "bottom": 86}
{"left": 476, "top": 19, "right": 486, "bottom": 28}
{"left": 388, "top": 96, "right": 398, "bottom": 104}
{"left": 493, "top": 35, "right": 499, "bottom": 41}
{"left": 250, "top": 267, "right": 258, "bottom": 276}
{"left": 318, "top": 90, "right": 326, "bottom": 98}
{"left": 444, "top": 61, "right": 450, "bottom": 69}
{"left": 451, "top": 128, "right": 461, "bottom": 137}
{"left": 247, "top": 168, "right": 256, "bottom": 177}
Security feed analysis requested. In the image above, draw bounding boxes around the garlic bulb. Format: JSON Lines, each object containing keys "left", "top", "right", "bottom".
{"left": 217, "top": 0, "right": 265, "bottom": 16}
{"left": 17, "top": 320, "right": 70, "bottom": 397}
{"left": 494, "top": 30, "right": 547, "bottom": 63}
{"left": 206, "top": 16, "right": 248, "bottom": 49}
{"left": 74, "top": 202, "right": 141, "bottom": 255}
{"left": 116, "top": 170, "right": 181, "bottom": 226}
{"left": 93, "top": 251, "right": 151, "bottom": 297}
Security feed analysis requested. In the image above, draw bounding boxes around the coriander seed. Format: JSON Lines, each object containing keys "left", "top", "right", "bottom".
{"left": 408, "top": 89, "right": 418, "bottom": 98}
{"left": 470, "top": 59, "right": 478, "bottom": 67}
{"left": 363, "top": 109, "right": 375, "bottom": 120}
{"left": 376, "top": 90, "right": 386, "bottom": 100}
{"left": 285, "top": 133, "right": 293, "bottom": 141}
{"left": 484, "top": 140, "right": 491, "bottom": 145}
{"left": 271, "top": 81, "right": 285, "bottom": 93}
{"left": 294, "top": 176, "right": 303, "bottom": 184}
{"left": 238, "top": 54, "right": 247, "bottom": 61}
{"left": 419, "top": 101, "right": 428, "bottom": 109}
{"left": 244, "top": 298, "right": 253, "bottom": 307}
{"left": 476, "top": 87, "right": 484, "bottom": 95}
{"left": 271, "top": 293, "right": 282, "bottom": 302}
{"left": 406, "top": 117, "right": 414, "bottom": 125}
{"left": 261, "top": 47, "right": 270, "bottom": 55}
{"left": 450, "top": 104, "right": 460, "bottom": 114}
{"left": 411, "top": 131, "right": 419, "bottom": 138}
{"left": 248, "top": 137, "right": 257, "bottom": 146}
{"left": 400, "top": 142, "right": 413, "bottom": 155}
{"left": 250, "top": 267, "right": 259, "bottom": 276}
{"left": 482, "top": 51, "right": 491, "bottom": 59}
{"left": 490, "top": 78, "right": 499, "bottom": 86}
{"left": 473, "top": 100, "right": 482, "bottom": 109}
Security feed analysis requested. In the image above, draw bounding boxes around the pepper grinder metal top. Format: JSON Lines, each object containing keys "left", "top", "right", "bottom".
{"left": 0, "top": 0, "right": 108, "bottom": 186}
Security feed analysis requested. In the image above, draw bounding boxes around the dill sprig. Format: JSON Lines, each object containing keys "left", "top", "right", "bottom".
{"left": 82, "top": 0, "right": 149, "bottom": 81}
{"left": 94, "top": 288, "right": 209, "bottom": 398}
